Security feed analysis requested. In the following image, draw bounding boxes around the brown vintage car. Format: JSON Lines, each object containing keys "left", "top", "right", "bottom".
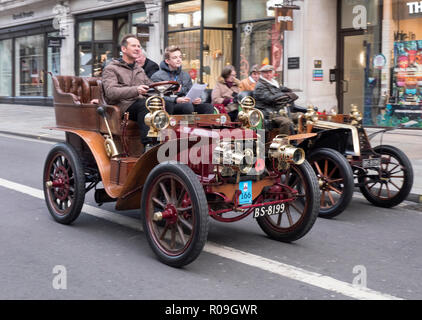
{"left": 43, "top": 75, "right": 320, "bottom": 267}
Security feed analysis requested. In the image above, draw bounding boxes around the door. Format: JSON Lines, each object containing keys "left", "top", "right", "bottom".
{"left": 339, "top": 32, "right": 366, "bottom": 114}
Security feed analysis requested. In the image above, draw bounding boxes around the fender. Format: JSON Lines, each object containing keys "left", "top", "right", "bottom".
{"left": 45, "top": 127, "right": 123, "bottom": 199}
{"left": 297, "top": 127, "right": 358, "bottom": 156}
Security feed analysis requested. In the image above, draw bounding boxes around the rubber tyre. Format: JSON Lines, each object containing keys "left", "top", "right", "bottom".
{"left": 43, "top": 143, "right": 85, "bottom": 225}
{"left": 256, "top": 160, "right": 320, "bottom": 242}
{"left": 359, "top": 145, "right": 413, "bottom": 208}
{"left": 308, "top": 148, "right": 354, "bottom": 219}
{"left": 141, "top": 161, "right": 209, "bottom": 267}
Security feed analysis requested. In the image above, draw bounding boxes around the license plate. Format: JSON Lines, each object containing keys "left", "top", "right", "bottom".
{"left": 239, "top": 181, "right": 253, "bottom": 205}
{"left": 253, "top": 203, "right": 286, "bottom": 219}
{"left": 362, "top": 158, "right": 381, "bottom": 168}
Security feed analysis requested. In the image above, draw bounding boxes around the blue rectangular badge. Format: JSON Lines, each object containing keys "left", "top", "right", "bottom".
{"left": 239, "top": 181, "right": 253, "bottom": 205}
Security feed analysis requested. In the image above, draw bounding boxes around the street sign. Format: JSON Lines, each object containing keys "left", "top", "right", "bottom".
{"left": 288, "top": 57, "right": 300, "bottom": 69}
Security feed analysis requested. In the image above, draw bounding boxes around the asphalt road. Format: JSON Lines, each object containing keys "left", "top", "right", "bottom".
{"left": 0, "top": 133, "right": 421, "bottom": 300}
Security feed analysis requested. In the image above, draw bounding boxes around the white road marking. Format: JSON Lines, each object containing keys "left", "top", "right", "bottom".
{"left": 0, "top": 133, "right": 56, "bottom": 145}
{"left": 0, "top": 177, "right": 403, "bottom": 300}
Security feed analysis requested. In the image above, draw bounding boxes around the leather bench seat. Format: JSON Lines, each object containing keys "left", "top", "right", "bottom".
{"left": 52, "top": 75, "right": 139, "bottom": 137}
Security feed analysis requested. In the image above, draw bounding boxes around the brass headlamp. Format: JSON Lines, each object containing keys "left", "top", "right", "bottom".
{"left": 350, "top": 104, "right": 363, "bottom": 126}
{"left": 268, "top": 135, "right": 305, "bottom": 169}
{"left": 144, "top": 96, "right": 170, "bottom": 138}
{"left": 238, "top": 96, "right": 263, "bottom": 129}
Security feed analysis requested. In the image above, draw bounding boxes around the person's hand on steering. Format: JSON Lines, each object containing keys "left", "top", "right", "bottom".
{"left": 137, "top": 85, "right": 149, "bottom": 95}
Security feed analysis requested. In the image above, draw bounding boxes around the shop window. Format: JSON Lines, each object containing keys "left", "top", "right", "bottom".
{"left": 78, "top": 21, "right": 92, "bottom": 42}
{"left": 240, "top": 0, "right": 273, "bottom": 21}
{"left": 240, "top": 20, "right": 283, "bottom": 83}
{"left": 94, "top": 43, "right": 113, "bottom": 77}
{"left": 168, "top": 30, "right": 201, "bottom": 81}
{"left": 15, "top": 34, "right": 44, "bottom": 96}
{"left": 79, "top": 43, "right": 93, "bottom": 76}
{"left": 47, "top": 32, "right": 61, "bottom": 97}
{"left": 168, "top": 0, "right": 201, "bottom": 31}
{"left": 204, "top": 0, "right": 232, "bottom": 28}
{"left": 0, "top": 39, "right": 12, "bottom": 96}
{"left": 203, "top": 30, "right": 233, "bottom": 87}
{"left": 94, "top": 20, "right": 113, "bottom": 41}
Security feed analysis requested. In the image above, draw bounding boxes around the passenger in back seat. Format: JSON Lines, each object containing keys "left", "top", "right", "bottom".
{"left": 102, "top": 34, "right": 155, "bottom": 151}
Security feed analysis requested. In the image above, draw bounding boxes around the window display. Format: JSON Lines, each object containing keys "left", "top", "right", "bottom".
{"left": 240, "top": 21, "right": 283, "bottom": 84}
{"left": 15, "top": 35, "right": 44, "bottom": 96}
{"left": 378, "top": 40, "right": 422, "bottom": 128}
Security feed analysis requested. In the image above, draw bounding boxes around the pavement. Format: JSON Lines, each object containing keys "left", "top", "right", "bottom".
{"left": 0, "top": 103, "right": 421, "bottom": 203}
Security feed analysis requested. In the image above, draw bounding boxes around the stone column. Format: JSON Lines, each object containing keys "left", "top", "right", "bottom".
{"left": 60, "top": 14, "right": 75, "bottom": 76}
{"left": 52, "top": 1, "right": 75, "bottom": 76}
{"left": 381, "top": 0, "right": 394, "bottom": 97}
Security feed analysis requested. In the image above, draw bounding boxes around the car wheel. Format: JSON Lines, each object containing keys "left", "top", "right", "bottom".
{"left": 308, "top": 148, "right": 354, "bottom": 219}
{"left": 43, "top": 143, "right": 85, "bottom": 225}
{"left": 256, "top": 160, "right": 320, "bottom": 242}
{"left": 141, "top": 161, "right": 209, "bottom": 267}
{"left": 359, "top": 145, "right": 413, "bottom": 208}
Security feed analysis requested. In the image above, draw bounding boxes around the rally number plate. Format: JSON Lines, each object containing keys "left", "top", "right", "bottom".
{"left": 253, "top": 203, "right": 286, "bottom": 219}
{"left": 362, "top": 158, "right": 381, "bottom": 168}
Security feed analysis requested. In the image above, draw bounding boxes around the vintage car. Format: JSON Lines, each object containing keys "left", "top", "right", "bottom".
{"left": 43, "top": 75, "right": 321, "bottom": 267}
{"left": 237, "top": 92, "right": 414, "bottom": 219}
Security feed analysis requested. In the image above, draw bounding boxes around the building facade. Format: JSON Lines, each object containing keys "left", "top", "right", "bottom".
{"left": 164, "top": 0, "right": 422, "bottom": 128}
{"left": 0, "top": 0, "right": 164, "bottom": 105}
{"left": 0, "top": 0, "right": 421, "bottom": 129}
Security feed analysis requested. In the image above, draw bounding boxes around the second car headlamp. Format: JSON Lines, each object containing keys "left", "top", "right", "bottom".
{"left": 238, "top": 96, "right": 263, "bottom": 128}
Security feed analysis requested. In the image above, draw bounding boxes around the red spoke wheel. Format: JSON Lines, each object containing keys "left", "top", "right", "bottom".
{"left": 359, "top": 145, "right": 413, "bottom": 208}
{"left": 256, "top": 160, "right": 320, "bottom": 242}
{"left": 141, "top": 162, "right": 209, "bottom": 267}
{"left": 308, "top": 148, "right": 354, "bottom": 219}
{"left": 43, "top": 143, "right": 85, "bottom": 225}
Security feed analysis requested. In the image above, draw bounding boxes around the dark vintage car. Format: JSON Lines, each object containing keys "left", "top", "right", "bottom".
{"left": 237, "top": 92, "right": 413, "bottom": 219}
{"left": 43, "top": 75, "right": 321, "bottom": 267}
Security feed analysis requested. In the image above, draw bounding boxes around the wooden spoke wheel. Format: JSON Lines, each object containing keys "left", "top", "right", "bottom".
{"left": 359, "top": 145, "right": 413, "bottom": 208}
{"left": 308, "top": 148, "right": 354, "bottom": 219}
{"left": 141, "top": 162, "right": 209, "bottom": 267}
{"left": 256, "top": 160, "right": 320, "bottom": 242}
{"left": 43, "top": 143, "right": 85, "bottom": 225}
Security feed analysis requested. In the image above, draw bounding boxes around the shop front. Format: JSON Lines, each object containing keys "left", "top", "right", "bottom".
{"left": 75, "top": 3, "right": 148, "bottom": 77}
{"left": 164, "top": 0, "right": 290, "bottom": 88}
{"left": 0, "top": 0, "right": 162, "bottom": 106}
{"left": 339, "top": 0, "right": 422, "bottom": 128}
{"left": 0, "top": 20, "right": 60, "bottom": 105}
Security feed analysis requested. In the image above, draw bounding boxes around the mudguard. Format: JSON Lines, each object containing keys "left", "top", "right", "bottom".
{"left": 45, "top": 127, "right": 123, "bottom": 199}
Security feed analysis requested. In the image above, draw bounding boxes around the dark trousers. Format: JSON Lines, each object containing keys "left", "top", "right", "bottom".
{"left": 165, "top": 101, "right": 214, "bottom": 115}
{"left": 127, "top": 99, "right": 153, "bottom": 146}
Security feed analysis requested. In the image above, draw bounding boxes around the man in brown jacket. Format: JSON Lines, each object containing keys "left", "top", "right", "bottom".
{"left": 102, "top": 34, "right": 155, "bottom": 149}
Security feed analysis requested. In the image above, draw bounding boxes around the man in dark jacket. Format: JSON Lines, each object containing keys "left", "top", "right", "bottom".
{"left": 151, "top": 45, "right": 213, "bottom": 115}
{"left": 102, "top": 34, "right": 154, "bottom": 149}
{"left": 136, "top": 50, "right": 159, "bottom": 79}
{"left": 253, "top": 65, "right": 297, "bottom": 135}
